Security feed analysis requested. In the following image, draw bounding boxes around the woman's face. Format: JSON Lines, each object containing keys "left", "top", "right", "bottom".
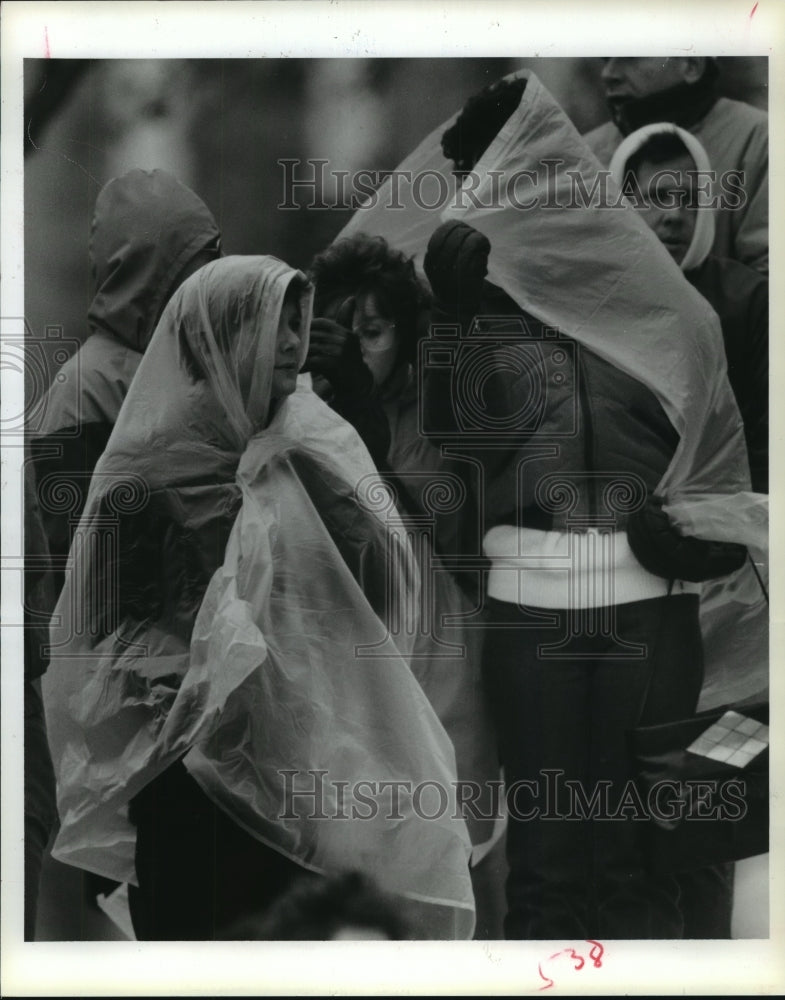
{"left": 271, "top": 295, "right": 303, "bottom": 399}
{"left": 351, "top": 291, "right": 400, "bottom": 387}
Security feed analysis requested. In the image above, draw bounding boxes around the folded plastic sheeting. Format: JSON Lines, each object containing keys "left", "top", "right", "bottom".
{"left": 185, "top": 400, "right": 475, "bottom": 933}
{"left": 340, "top": 70, "right": 767, "bottom": 711}
{"left": 43, "top": 256, "right": 475, "bottom": 939}
{"left": 666, "top": 493, "right": 769, "bottom": 712}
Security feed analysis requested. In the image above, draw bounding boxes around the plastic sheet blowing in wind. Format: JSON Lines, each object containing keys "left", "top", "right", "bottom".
{"left": 339, "top": 68, "right": 768, "bottom": 711}
{"left": 43, "top": 255, "right": 475, "bottom": 940}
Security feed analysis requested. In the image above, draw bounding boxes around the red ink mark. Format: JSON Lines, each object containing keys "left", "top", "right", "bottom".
{"left": 546, "top": 948, "right": 583, "bottom": 969}
{"left": 537, "top": 940, "right": 605, "bottom": 990}
{"left": 586, "top": 939, "right": 605, "bottom": 967}
{"left": 537, "top": 962, "right": 554, "bottom": 991}
{"left": 44, "top": 26, "right": 51, "bottom": 58}
{"left": 750, "top": 2, "right": 758, "bottom": 18}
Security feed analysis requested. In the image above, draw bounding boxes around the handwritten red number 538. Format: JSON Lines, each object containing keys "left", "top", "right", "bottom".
{"left": 537, "top": 939, "right": 604, "bottom": 991}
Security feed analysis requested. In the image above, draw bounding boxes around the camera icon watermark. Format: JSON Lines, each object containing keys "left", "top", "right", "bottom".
{"left": 354, "top": 470, "right": 477, "bottom": 658}
{"left": 418, "top": 313, "right": 578, "bottom": 441}
{"left": 1, "top": 318, "right": 80, "bottom": 440}
{"left": 2, "top": 319, "right": 82, "bottom": 664}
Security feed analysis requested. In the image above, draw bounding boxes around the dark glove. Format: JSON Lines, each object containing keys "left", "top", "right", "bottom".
{"left": 423, "top": 220, "right": 491, "bottom": 319}
{"left": 304, "top": 297, "right": 374, "bottom": 397}
{"left": 626, "top": 495, "right": 747, "bottom": 583}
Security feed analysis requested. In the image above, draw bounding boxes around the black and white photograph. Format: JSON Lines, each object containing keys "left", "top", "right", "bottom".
{"left": 1, "top": 1, "right": 782, "bottom": 994}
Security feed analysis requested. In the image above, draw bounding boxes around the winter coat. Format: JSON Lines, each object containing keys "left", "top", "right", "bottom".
{"left": 686, "top": 257, "right": 768, "bottom": 492}
{"left": 424, "top": 281, "right": 680, "bottom": 538}
{"left": 31, "top": 169, "right": 220, "bottom": 590}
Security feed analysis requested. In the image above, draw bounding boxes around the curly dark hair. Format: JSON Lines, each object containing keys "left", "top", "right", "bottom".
{"left": 441, "top": 76, "right": 527, "bottom": 173}
{"left": 309, "top": 233, "right": 429, "bottom": 366}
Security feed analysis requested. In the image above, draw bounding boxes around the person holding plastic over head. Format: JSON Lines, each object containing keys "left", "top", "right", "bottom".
{"left": 42, "top": 255, "right": 475, "bottom": 940}
{"left": 337, "top": 70, "right": 767, "bottom": 940}
{"left": 307, "top": 234, "right": 506, "bottom": 933}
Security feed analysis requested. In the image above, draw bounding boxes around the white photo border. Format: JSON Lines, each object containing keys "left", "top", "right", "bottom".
{"left": 2, "top": 1, "right": 783, "bottom": 995}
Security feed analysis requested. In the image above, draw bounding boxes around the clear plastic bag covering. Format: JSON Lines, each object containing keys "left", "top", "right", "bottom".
{"left": 667, "top": 492, "right": 768, "bottom": 711}
{"left": 340, "top": 70, "right": 751, "bottom": 516}
{"left": 339, "top": 69, "right": 767, "bottom": 709}
{"left": 42, "top": 255, "right": 474, "bottom": 938}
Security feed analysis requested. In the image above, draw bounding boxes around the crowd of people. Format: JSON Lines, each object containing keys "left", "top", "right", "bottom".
{"left": 24, "top": 57, "right": 768, "bottom": 942}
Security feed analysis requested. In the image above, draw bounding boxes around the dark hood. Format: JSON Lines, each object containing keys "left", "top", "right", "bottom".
{"left": 87, "top": 169, "right": 220, "bottom": 352}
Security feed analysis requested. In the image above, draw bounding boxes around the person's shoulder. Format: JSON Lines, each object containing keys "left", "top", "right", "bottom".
{"left": 80, "top": 329, "right": 140, "bottom": 361}
{"left": 53, "top": 330, "right": 134, "bottom": 374}
{"left": 697, "top": 254, "right": 767, "bottom": 291}
{"left": 53, "top": 332, "right": 141, "bottom": 397}
{"left": 480, "top": 281, "right": 548, "bottom": 329}
{"left": 687, "top": 255, "right": 767, "bottom": 321}
{"left": 582, "top": 119, "right": 617, "bottom": 143}
{"left": 706, "top": 96, "right": 768, "bottom": 133}
{"left": 581, "top": 119, "right": 622, "bottom": 163}
{"left": 38, "top": 337, "right": 87, "bottom": 412}
{"left": 38, "top": 332, "right": 141, "bottom": 433}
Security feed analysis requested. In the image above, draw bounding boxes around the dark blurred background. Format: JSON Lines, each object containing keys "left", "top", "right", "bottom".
{"left": 24, "top": 57, "right": 768, "bottom": 400}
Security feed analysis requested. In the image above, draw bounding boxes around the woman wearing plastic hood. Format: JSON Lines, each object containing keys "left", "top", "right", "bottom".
{"left": 337, "top": 71, "right": 766, "bottom": 939}
{"left": 42, "top": 255, "right": 475, "bottom": 940}
{"left": 608, "top": 122, "right": 768, "bottom": 496}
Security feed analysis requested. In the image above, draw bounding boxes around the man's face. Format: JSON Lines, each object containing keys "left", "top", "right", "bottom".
{"left": 600, "top": 58, "right": 692, "bottom": 109}
{"left": 632, "top": 151, "right": 699, "bottom": 267}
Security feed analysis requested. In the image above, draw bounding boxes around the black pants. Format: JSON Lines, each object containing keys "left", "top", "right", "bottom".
{"left": 482, "top": 594, "right": 703, "bottom": 940}
{"left": 128, "top": 760, "right": 316, "bottom": 940}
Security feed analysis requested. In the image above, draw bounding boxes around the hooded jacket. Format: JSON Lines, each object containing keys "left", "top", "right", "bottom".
{"left": 584, "top": 72, "right": 768, "bottom": 274}
{"left": 609, "top": 123, "right": 768, "bottom": 493}
{"left": 31, "top": 170, "right": 220, "bottom": 590}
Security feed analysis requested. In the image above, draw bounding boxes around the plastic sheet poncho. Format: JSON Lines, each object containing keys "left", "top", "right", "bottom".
{"left": 606, "top": 123, "right": 768, "bottom": 709}
{"left": 339, "top": 70, "right": 767, "bottom": 710}
{"left": 42, "top": 255, "right": 475, "bottom": 939}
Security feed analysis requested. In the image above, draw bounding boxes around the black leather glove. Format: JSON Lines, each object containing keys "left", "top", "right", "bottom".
{"left": 626, "top": 495, "right": 747, "bottom": 583}
{"left": 423, "top": 220, "right": 491, "bottom": 320}
{"left": 304, "top": 297, "right": 374, "bottom": 398}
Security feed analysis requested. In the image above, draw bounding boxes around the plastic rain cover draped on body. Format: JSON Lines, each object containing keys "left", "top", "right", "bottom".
{"left": 607, "top": 122, "right": 768, "bottom": 708}
{"left": 339, "top": 70, "right": 767, "bottom": 709}
{"left": 42, "top": 255, "right": 475, "bottom": 939}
